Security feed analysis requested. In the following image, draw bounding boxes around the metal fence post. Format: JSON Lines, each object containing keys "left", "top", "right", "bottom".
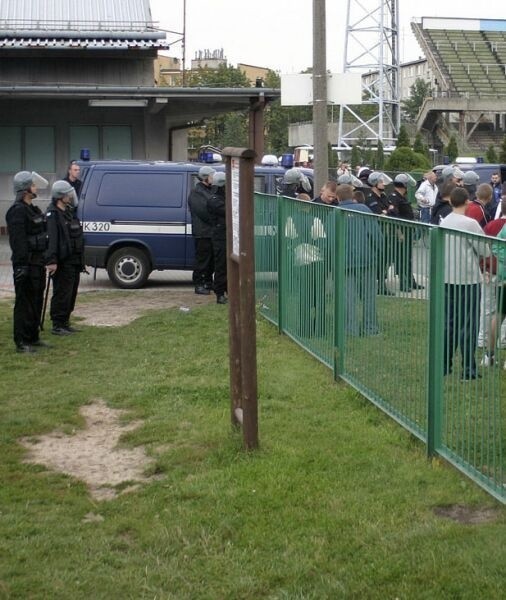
{"left": 427, "top": 225, "right": 445, "bottom": 456}
{"left": 334, "top": 209, "right": 346, "bottom": 380}
{"left": 277, "top": 197, "right": 285, "bottom": 334}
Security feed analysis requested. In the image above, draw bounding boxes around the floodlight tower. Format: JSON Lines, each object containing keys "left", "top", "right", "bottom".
{"left": 337, "top": 0, "right": 400, "bottom": 149}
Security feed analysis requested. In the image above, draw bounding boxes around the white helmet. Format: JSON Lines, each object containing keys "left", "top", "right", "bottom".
{"left": 368, "top": 171, "right": 392, "bottom": 186}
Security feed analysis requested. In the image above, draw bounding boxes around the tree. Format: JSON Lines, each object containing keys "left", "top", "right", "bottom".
{"left": 396, "top": 124, "right": 411, "bottom": 149}
{"left": 486, "top": 144, "right": 498, "bottom": 163}
{"left": 413, "top": 133, "right": 424, "bottom": 154}
{"left": 385, "top": 147, "right": 431, "bottom": 171}
{"left": 446, "top": 135, "right": 459, "bottom": 162}
{"left": 375, "top": 139, "right": 385, "bottom": 169}
{"left": 328, "top": 143, "right": 338, "bottom": 170}
{"left": 499, "top": 135, "right": 506, "bottom": 163}
{"left": 174, "top": 64, "right": 251, "bottom": 151}
{"left": 401, "top": 78, "right": 432, "bottom": 122}
{"left": 350, "top": 145, "right": 361, "bottom": 171}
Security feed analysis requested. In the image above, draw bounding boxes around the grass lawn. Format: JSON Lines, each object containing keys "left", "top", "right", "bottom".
{"left": 1, "top": 295, "right": 506, "bottom": 599}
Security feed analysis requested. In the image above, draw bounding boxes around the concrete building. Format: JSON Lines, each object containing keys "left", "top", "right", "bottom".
{"left": 0, "top": 1, "right": 277, "bottom": 230}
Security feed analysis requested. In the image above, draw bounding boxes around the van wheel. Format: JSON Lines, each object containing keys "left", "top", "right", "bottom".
{"left": 107, "top": 247, "right": 150, "bottom": 289}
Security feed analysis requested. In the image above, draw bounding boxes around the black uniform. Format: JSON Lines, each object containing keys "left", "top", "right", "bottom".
{"left": 386, "top": 189, "right": 419, "bottom": 292}
{"left": 6, "top": 195, "right": 47, "bottom": 348}
{"left": 207, "top": 186, "right": 227, "bottom": 298}
{"left": 63, "top": 176, "right": 82, "bottom": 198}
{"left": 188, "top": 181, "right": 215, "bottom": 290}
{"left": 45, "top": 201, "right": 84, "bottom": 330}
{"left": 365, "top": 189, "right": 395, "bottom": 294}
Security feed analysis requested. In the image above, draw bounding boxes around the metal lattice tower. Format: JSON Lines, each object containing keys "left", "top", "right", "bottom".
{"left": 337, "top": 0, "right": 400, "bottom": 149}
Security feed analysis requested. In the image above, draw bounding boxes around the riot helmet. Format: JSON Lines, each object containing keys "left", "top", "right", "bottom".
{"left": 13, "top": 171, "right": 49, "bottom": 193}
{"left": 213, "top": 172, "right": 226, "bottom": 188}
{"left": 198, "top": 166, "right": 216, "bottom": 182}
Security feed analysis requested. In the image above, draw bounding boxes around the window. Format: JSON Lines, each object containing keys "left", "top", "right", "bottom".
{"left": 0, "top": 127, "right": 21, "bottom": 172}
{"left": 70, "top": 126, "right": 99, "bottom": 162}
{"left": 0, "top": 126, "right": 55, "bottom": 173}
{"left": 26, "top": 127, "right": 55, "bottom": 172}
{"left": 103, "top": 127, "right": 132, "bottom": 159}
{"left": 70, "top": 126, "right": 132, "bottom": 161}
{"left": 254, "top": 175, "right": 266, "bottom": 193}
{"left": 97, "top": 172, "right": 184, "bottom": 208}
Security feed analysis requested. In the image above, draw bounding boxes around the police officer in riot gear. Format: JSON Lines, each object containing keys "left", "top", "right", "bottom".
{"left": 281, "top": 168, "right": 313, "bottom": 198}
{"left": 188, "top": 165, "right": 216, "bottom": 294}
{"left": 207, "top": 171, "right": 228, "bottom": 304}
{"left": 45, "top": 180, "right": 85, "bottom": 335}
{"left": 6, "top": 171, "right": 50, "bottom": 352}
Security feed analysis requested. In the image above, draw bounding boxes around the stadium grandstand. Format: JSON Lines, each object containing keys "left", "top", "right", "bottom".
{"left": 412, "top": 17, "right": 506, "bottom": 155}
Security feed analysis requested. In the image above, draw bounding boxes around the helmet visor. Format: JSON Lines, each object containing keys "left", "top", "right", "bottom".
{"left": 378, "top": 173, "right": 393, "bottom": 185}
{"left": 31, "top": 172, "right": 49, "bottom": 190}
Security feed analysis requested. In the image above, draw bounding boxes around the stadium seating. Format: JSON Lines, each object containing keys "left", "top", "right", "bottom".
{"left": 414, "top": 24, "right": 506, "bottom": 97}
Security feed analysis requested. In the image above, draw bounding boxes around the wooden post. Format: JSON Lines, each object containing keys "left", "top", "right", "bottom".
{"left": 222, "top": 147, "right": 259, "bottom": 450}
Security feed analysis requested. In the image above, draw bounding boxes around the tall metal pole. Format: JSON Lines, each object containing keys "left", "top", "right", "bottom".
{"left": 182, "top": 0, "right": 187, "bottom": 86}
{"left": 313, "top": 0, "right": 328, "bottom": 192}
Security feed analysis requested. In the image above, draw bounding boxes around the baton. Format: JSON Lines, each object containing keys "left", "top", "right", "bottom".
{"left": 40, "top": 274, "right": 52, "bottom": 331}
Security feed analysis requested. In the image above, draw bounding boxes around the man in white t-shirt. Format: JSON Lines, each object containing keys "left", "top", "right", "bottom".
{"left": 415, "top": 171, "right": 438, "bottom": 223}
{"left": 440, "top": 187, "right": 490, "bottom": 380}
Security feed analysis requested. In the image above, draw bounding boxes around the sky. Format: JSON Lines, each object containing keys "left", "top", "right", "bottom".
{"left": 149, "top": 0, "right": 504, "bottom": 74}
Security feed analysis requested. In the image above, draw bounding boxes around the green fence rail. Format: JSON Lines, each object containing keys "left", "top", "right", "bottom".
{"left": 254, "top": 192, "right": 506, "bottom": 503}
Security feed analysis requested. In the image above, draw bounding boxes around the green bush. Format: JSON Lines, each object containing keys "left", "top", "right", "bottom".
{"left": 385, "top": 147, "right": 431, "bottom": 171}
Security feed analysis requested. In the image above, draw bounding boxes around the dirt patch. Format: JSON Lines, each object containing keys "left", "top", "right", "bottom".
{"left": 74, "top": 288, "right": 214, "bottom": 327}
{"left": 433, "top": 504, "right": 501, "bottom": 524}
{"left": 21, "top": 400, "right": 155, "bottom": 501}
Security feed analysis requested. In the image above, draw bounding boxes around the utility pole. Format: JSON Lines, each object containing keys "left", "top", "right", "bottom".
{"left": 313, "top": 0, "right": 328, "bottom": 192}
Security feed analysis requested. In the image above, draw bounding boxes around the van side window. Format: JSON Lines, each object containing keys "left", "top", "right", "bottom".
{"left": 97, "top": 173, "right": 184, "bottom": 208}
{"left": 254, "top": 175, "right": 265, "bottom": 193}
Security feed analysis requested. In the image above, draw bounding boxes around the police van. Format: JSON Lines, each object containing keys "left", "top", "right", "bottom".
{"left": 77, "top": 161, "right": 313, "bottom": 288}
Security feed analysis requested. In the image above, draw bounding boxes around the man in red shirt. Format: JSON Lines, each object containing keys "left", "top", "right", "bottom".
{"left": 465, "top": 183, "right": 492, "bottom": 229}
{"left": 480, "top": 197, "right": 506, "bottom": 362}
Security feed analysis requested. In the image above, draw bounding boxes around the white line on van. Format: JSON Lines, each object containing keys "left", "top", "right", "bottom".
{"left": 83, "top": 222, "right": 187, "bottom": 235}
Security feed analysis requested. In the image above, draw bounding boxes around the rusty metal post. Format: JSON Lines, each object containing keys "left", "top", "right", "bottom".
{"left": 223, "top": 147, "right": 259, "bottom": 450}
{"left": 248, "top": 97, "right": 265, "bottom": 165}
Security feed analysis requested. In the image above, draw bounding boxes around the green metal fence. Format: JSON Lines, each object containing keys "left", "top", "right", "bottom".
{"left": 254, "top": 192, "right": 506, "bottom": 503}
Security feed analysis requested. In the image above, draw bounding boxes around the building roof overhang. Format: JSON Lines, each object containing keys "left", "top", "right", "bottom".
{"left": 0, "top": 86, "right": 281, "bottom": 125}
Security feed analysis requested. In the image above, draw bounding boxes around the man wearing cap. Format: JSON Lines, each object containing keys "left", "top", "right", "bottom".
{"left": 188, "top": 166, "right": 216, "bottom": 294}
{"left": 6, "top": 171, "right": 50, "bottom": 353}
{"left": 462, "top": 170, "right": 480, "bottom": 201}
{"left": 45, "top": 180, "right": 84, "bottom": 335}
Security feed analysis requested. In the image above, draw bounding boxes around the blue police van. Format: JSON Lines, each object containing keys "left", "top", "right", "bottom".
{"left": 77, "top": 161, "right": 313, "bottom": 288}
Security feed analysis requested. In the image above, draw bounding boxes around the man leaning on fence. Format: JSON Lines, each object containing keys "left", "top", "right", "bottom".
{"left": 337, "top": 184, "right": 382, "bottom": 337}
{"left": 440, "top": 187, "right": 490, "bottom": 381}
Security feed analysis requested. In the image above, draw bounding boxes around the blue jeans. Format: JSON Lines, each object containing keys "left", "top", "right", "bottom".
{"left": 419, "top": 207, "right": 431, "bottom": 224}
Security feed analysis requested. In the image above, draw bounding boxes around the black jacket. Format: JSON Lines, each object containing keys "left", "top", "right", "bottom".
{"left": 45, "top": 202, "right": 84, "bottom": 266}
{"left": 365, "top": 189, "right": 391, "bottom": 215}
{"left": 207, "top": 187, "right": 226, "bottom": 240}
{"left": 6, "top": 196, "right": 47, "bottom": 267}
{"left": 431, "top": 199, "right": 452, "bottom": 225}
{"left": 386, "top": 191, "right": 414, "bottom": 221}
{"left": 188, "top": 182, "right": 214, "bottom": 238}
